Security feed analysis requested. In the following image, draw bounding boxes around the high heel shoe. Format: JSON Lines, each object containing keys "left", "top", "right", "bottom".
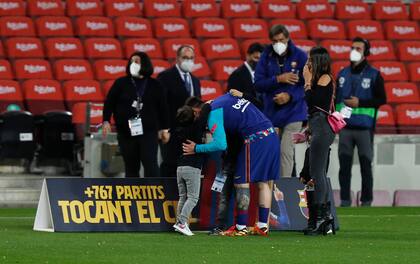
{"left": 304, "top": 203, "right": 336, "bottom": 236}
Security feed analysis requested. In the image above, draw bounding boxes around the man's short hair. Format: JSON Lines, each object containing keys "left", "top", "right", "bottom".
{"left": 176, "top": 105, "right": 194, "bottom": 125}
{"left": 247, "top": 42, "right": 265, "bottom": 55}
{"left": 352, "top": 37, "right": 370, "bottom": 56}
{"left": 176, "top": 45, "right": 195, "bottom": 58}
{"left": 185, "top": 96, "right": 203, "bottom": 108}
{"left": 269, "top": 24, "right": 290, "bottom": 40}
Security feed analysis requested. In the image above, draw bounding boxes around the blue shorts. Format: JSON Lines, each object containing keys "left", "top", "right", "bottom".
{"left": 234, "top": 132, "right": 280, "bottom": 184}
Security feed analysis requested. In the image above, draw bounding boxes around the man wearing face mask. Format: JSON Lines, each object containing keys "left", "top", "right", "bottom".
{"left": 102, "top": 52, "right": 170, "bottom": 178}
{"left": 335, "top": 37, "right": 386, "bottom": 207}
{"left": 255, "top": 24, "right": 308, "bottom": 178}
{"left": 158, "top": 45, "right": 201, "bottom": 178}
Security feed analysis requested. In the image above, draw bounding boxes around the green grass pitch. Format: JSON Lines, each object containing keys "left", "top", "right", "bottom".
{"left": 1, "top": 207, "right": 420, "bottom": 264}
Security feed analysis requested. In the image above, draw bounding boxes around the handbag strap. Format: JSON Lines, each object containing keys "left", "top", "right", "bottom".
{"left": 314, "top": 75, "right": 336, "bottom": 115}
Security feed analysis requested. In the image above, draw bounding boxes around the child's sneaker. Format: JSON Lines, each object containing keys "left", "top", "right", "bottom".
{"left": 253, "top": 225, "right": 269, "bottom": 237}
{"left": 173, "top": 222, "right": 194, "bottom": 236}
{"left": 222, "top": 225, "right": 248, "bottom": 236}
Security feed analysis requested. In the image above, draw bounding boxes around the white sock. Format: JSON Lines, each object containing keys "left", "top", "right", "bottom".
{"left": 257, "top": 222, "right": 268, "bottom": 229}
{"left": 236, "top": 224, "right": 246, "bottom": 230}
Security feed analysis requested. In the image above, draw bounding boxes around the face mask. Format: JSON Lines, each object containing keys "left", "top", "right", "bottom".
{"left": 350, "top": 49, "right": 362, "bottom": 63}
{"left": 130, "top": 62, "right": 141, "bottom": 77}
{"left": 273, "top": 42, "right": 287, "bottom": 56}
{"left": 248, "top": 60, "right": 257, "bottom": 71}
{"left": 180, "top": 59, "right": 194, "bottom": 73}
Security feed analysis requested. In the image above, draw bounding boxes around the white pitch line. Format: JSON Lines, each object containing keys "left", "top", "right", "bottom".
{"left": 0, "top": 216, "right": 34, "bottom": 219}
{"left": 339, "top": 215, "right": 420, "bottom": 218}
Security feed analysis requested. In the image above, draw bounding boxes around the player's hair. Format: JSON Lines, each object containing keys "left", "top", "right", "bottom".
{"left": 185, "top": 96, "right": 204, "bottom": 108}
{"left": 176, "top": 105, "right": 194, "bottom": 125}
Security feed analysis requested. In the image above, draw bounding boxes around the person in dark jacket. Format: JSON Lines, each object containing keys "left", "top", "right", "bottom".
{"left": 102, "top": 51, "right": 169, "bottom": 178}
{"left": 255, "top": 24, "right": 308, "bottom": 178}
{"left": 336, "top": 37, "right": 386, "bottom": 207}
{"left": 172, "top": 98, "right": 211, "bottom": 236}
{"left": 158, "top": 45, "right": 201, "bottom": 178}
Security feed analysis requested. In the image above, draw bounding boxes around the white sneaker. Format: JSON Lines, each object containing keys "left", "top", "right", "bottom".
{"left": 173, "top": 223, "right": 194, "bottom": 236}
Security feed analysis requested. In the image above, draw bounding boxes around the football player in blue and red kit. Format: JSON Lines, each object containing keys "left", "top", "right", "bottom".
{"left": 183, "top": 94, "right": 280, "bottom": 236}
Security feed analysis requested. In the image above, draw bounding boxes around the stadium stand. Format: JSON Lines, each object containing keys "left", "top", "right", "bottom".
{"left": 22, "top": 79, "right": 66, "bottom": 115}
{"left": 221, "top": 0, "right": 257, "bottom": 18}
{"left": 0, "top": 60, "right": 14, "bottom": 79}
{"left": 0, "top": 80, "right": 24, "bottom": 112}
{"left": 162, "top": 38, "right": 201, "bottom": 59}
{"left": 192, "top": 18, "right": 231, "bottom": 38}
{"left": 66, "top": 0, "right": 103, "bottom": 16}
{"left": 114, "top": 17, "right": 153, "bottom": 38}
{"left": 103, "top": 0, "right": 142, "bottom": 17}
{"left": 123, "top": 38, "right": 163, "bottom": 58}
{"left": 259, "top": 0, "right": 295, "bottom": 19}
{"left": 5, "top": 37, "right": 44, "bottom": 59}
{"left": 35, "top": 16, "right": 74, "bottom": 37}
{"left": 376, "top": 104, "right": 397, "bottom": 134}
{"left": 143, "top": 0, "right": 181, "bottom": 18}
{"left": 182, "top": 0, "right": 219, "bottom": 18}
{"left": 54, "top": 59, "right": 93, "bottom": 80}
{"left": 0, "top": 0, "right": 25, "bottom": 16}
{"left": 27, "top": 0, "right": 64, "bottom": 16}
{"left": 45, "top": 37, "right": 85, "bottom": 59}
{"left": 93, "top": 59, "right": 127, "bottom": 80}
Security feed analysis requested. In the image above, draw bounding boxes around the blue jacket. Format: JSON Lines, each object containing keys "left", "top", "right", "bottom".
{"left": 254, "top": 40, "right": 308, "bottom": 128}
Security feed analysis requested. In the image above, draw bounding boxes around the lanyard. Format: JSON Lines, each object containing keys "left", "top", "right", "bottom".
{"left": 131, "top": 77, "right": 147, "bottom": 116}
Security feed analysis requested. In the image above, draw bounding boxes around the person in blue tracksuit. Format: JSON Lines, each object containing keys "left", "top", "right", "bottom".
{"left": 255, "top": 24, "right": 308, "bottom": 178}
{"left": 183, "top": 94, "right": 280, "bottom": 236}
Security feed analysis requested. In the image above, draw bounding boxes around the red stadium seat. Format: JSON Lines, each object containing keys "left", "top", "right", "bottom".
{"left": 0, "top": 80, "right": 24, "bottom": 112}
{"left": 200, "top": 80, "right": 223, "bottom": 101}
{"left": 221, "top": 0, "right": 257, "bottom": 18}
{"left": 347, "top": 20, "right": 384, "bottom": 40}
{"left": 64, "top": 80, "right": 103, "bottom": 110}
{"left": 372, "top": 61, "right": 408, "bottom": 82}
{"left": 269, "top": 19, "right": 307, "bottom": 39}
{"left": 408, "top": 63, "right": 420, "bottom": 82}
{"left": 385, "top": 82, "right": 419, "bottom": 104}
{"left": 84, "top": 38, "right": 123, "bottom": 59}
{"left": 143, "top": 0, "right": 180, "bottom": 18}
{"left": 151, "top": 59, "right": 170, "bottom": 78}
{"left": 93, "top": 59, "right": 127, "bottom": 81}
{"left": 376, "top": 104, "right": 396, "bottom": 134}
{"left": 201, "top": 38, "right": 240, "bottom": 60}
{"left": 369, "top": 40, "right": 396, "bottom": 61}
{"left": 27, "top": 0, "right": 64, "bottom": 16}
{"left": 45, "top": 37, "right": 84, "bottom": 59}
{"left": 0, "top": 0, "right": 25, "bottom": 16}
{"left": 192, "top": 18, "right": 231, "bottom": 38}
{"left": 335, "top": 1, "right": 370, "bottom": 20}
{"left": 35, "top": 16, "right": 73, "bottom": 37}
{"left": 308, "top": 19, "right": 346, "bottom": 40}
{"left": 231, "top": 18, "right": 268, "bottom": 39}
{"left": 384, "top": 21, "right": 420, "bottom": 40}
{"left": 123, "top": 38, "right": 163, "bottom": 59}
{"left": 54, "top": 59, "right": 93, "bottom": 80}
{"left": 75, "top": 17, "right": 114, "bottom": 37}
{"left": 332, "top": 60, "right": 350, "bottom": 78}
{"left": 211, "top": 59, "right": 242, "bottom": 81}
{"left": 294, "top": 39, "right": 317, "bottom": 54}
{"left": 66, "top": 0, "right": 103, "bottom": 16}
{"left": 240, "top": 38, "right": 270, "bottom": 58}
{"left": 104, "top": 0, "right": 142, "bottom": 17}
{"left": 102, "top": 80, "right": 115, "bottom": 97}
{"left": 320, "top": 40, "right": 351, "bottom": 60}
{"left": 71, "top": 102, "right": 104, "bottom": 139}
{"left": 0, "top": 60, "right": 13, "bottom": 79}
{"left": 153, "top": 18, "right": 190, "bottom": 38}
{"left": 397, "top": 41, "right": 420, "bottom": 62}
{"left": 411, "top": 2, "right": 420, "bottom": 20}
{"left": 5, "top": 37, "right": 44, "bottom": 59}
{"left": 190, "top": 57, "right": 210, "bottom": 78}
{"left": 394, "top": 190, "right": 420, "bottom": 206}
{"left": 259, "top": 0, "right": 295, "bottom": 19}
{"left": 0, "top": 16, "right": 35, "bottom": 37}
{"left": 0, "top": 41, "right": 4, "bottom": 58}
{"left": 114, "top": 17, "right": 153, "bottom": 38}
{"left": 22, "top": 79, "right": 65, "bottom": 115}
{"left": 395, "top": 104, "right": 420, "bottom": 133}
{"left": 182, "top": 0, "right": 218, "bottom": 18}
{"left": 296, "top": 0, "right": 333, "bottom": 20}
{"left": 372, "top": 2, "right": 408, "bottom": 21}
{"left": 163, "top": 38, "right": 201, "bottom": 59}
{"left": 14, "top": 59, "right": 52, "bottom": 80}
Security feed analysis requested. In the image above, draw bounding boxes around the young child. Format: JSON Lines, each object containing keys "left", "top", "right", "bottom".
{"left": 172, "top": 98, "right": 211, "bottom": 236}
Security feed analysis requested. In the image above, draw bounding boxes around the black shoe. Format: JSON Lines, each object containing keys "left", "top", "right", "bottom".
{"left": 304, "top": 203, "right": 336, "bottom": 236}
{"left": 340, "top": 200, "right": 351, "bottom": 207}
{"left": 208, "top": 227, "right": 224, "bottom": 236}
{"left": 361, "top": 201, "right": 372, "bottom": 207}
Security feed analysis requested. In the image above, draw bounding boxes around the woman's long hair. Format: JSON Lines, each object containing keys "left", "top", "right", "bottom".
{"left": 308, "top": 46, "right": 332, "bottom": 86}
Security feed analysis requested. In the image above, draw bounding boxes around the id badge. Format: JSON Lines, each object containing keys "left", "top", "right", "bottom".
{"left": 211, "top": 173, "right": 227, "bottom": 193}
{"left": 128, "top": 118, "right": 143, "bottom": 136}
{"left": 340, "top": 106, "right": 353, "bottom": 119}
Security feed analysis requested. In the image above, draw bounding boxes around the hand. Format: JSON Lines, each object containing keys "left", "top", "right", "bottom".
{"left": 206, "top": 100, "right": 213, "bottom": 104}
{"left": 274, "top": 127, "right": 281, "bottom": 135}
{"left": 102, "top": 121, "right": 111, "bottom": 139}
{"left": 273, "top": 92, "right": 291, "bottom": 105}
{"left": 273, "top": 184, "right": 284, "bottom": 201}
{"left": 344, "top": 96, "right": 359, "bottom": 108}
{"left": 229, "top": 89, "right": 243, "bottom": 98}
{"left": 276, "top": 72, "right": 299, "bottom": 85}
{"left": 303, "top": 64, "right": 312, "bottom": 84}
{"left": 159, "top": 130, "right": 170, "bottom": 144}
{"left": 182, "top": 140, "right": 196, "bottom": 155}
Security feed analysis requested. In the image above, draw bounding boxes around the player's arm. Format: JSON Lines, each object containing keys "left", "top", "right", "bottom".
{"left": 195, "top": 108, "right": 227, "bottom": 153}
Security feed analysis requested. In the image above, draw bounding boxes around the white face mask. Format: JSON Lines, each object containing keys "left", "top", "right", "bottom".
{"left": 180, "top": 59, "right": 195, "bottom": 73}
{"left": 130, "top": 62, "right": 141, "bottom": 77}
{"left": 350, "top": 49, "right": 362, "bottom": 63}
{"left": 273, "top": 42, "right": 287, "bottom": 56}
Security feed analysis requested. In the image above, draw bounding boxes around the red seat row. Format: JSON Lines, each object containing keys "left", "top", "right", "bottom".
{"left": 1, "top": 0, "right": 419, "bottom": 20}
